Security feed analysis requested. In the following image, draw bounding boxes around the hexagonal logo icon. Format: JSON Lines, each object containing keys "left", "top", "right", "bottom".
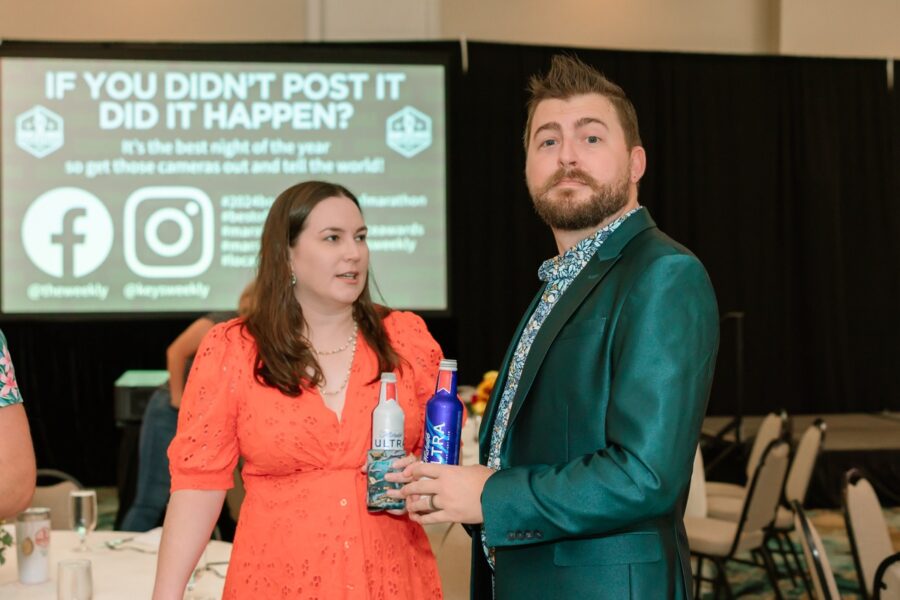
{"left": 386, "top": 106, "right": 432, "bottom": 158}
{"left": 16, "top": 105, "right": 65, "bottom": 158}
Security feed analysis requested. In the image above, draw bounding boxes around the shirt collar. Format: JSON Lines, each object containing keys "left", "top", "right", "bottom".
{"left": 538, "top": 206, "right": 643, "bottom": 283}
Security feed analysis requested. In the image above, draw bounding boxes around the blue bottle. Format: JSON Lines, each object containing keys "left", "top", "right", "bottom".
{"left": 422, "top": 359, "right": 462, "bottom": 465}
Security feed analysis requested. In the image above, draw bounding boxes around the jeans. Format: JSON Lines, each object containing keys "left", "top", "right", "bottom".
{"left": 120, "top": 388, "right": 178, "bottom": 532}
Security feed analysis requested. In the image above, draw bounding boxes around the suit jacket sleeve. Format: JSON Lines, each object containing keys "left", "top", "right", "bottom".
{"left": 481, "top": 253, "right": 719, "bottom": 547}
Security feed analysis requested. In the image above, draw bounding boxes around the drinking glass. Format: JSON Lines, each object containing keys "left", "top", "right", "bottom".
{"left": 57, "top": 559, "right": 92, "bottom": 600}
{"left": 68, "top": 490, "right": 98, "bottom": 553}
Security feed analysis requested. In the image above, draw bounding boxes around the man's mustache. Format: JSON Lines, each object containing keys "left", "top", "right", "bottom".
{"left": 539, "top": 168, "right": 600, "bottom": 194}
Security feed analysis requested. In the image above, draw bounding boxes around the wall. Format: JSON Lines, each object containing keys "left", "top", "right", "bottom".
{"left": 1, "top": 0, "right": 898, "bottom": 58}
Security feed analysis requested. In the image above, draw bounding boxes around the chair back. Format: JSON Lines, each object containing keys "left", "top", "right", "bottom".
{"left": 746, "top": 412, "right": 786, "bottom": 480}
{"left": 793, "top": 500, "right": 840, "bottom": 600}
{"left": 31, "top": 469, "right": 83, "bottom": 530}
{"left": 872, "top": 553, "right": 900, "bottom": 600}
{"left": 844, "top": 469, "right": 894, "bottom": 598}
{"left": 685, "top": 445, "right": 707, "bottom": 518}
{"left": 731, "top": 440, "right": 789, "bottom": 553}
{"left": 784, "top": 419, "right": 826, "bottom": 504}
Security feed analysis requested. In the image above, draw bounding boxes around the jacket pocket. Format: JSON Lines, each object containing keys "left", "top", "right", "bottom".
{"left": 553, "top": 531, "right": 662, "bottom": 566}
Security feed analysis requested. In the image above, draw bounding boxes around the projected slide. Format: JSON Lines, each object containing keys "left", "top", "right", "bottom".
{"left": 1, "top": 57, "right": 446, "bottom": 314}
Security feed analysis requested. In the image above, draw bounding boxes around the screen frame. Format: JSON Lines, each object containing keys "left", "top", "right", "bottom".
{"left": 0, "top": 40, "right": 456, "bottom": 320}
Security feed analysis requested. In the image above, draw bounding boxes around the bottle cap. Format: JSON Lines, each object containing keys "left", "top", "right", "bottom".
{"left": 439, "top": 359, "right": 457, "bottom": 371}
{"left": 380, "top": 372, "right": 397, "bottom": 382}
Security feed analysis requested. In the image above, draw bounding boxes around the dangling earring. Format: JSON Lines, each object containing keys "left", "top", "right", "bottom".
{"left": 290, "top": 272, "right": 297, "bottom": 286}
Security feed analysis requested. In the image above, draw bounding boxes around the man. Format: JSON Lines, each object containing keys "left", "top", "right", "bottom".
{"left": 393, "top": 55, "right": 719, "bottom": 598}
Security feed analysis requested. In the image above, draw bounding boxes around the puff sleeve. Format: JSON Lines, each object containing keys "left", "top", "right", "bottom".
{"left": 168, "top": 320, "right": 247, "bottom": 491}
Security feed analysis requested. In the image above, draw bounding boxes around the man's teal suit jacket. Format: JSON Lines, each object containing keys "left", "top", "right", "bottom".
{"left": 472, "top": 209, "right": 719, "bottom": 599}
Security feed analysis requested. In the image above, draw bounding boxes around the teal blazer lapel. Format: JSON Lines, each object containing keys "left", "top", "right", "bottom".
{"left": 478, "top": 286, "right": 544, "bottom": 461}
{"left": 501, "top": 209, "right": 658, "bottom": 446}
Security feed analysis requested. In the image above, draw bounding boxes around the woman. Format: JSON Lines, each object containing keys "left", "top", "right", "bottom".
{"left": 152, "top": 181, "right": 443, "bottom": 599}
{"left": 0, "top": 328, "right": 36, "bottom": 519}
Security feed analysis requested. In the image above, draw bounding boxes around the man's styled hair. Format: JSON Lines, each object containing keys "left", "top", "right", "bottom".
{"left": 524, "top": 54, "right": 642, "bottom": 151}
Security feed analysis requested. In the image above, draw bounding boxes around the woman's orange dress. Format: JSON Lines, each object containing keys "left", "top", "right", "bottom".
{"left": 168, "top": 311, "right": 444, "bottom": 599}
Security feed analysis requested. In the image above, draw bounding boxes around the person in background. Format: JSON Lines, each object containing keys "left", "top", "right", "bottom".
{"left": 120, "top": 283, "right": 255, "bottom": 532}
{"left": 395, "top": 55, "right": 720, "bottom": 599}
{"left": 0, "top": 328, "right": 36, "bottom": 519}
{"left": 152, "top": 181, "right": 444, "bottom": 599}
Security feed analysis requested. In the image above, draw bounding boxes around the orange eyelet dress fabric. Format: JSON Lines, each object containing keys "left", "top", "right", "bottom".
{"left": 168, "top": 311, "right": 444, "bottom": 599}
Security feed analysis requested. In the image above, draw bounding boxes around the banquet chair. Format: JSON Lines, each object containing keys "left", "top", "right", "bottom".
{"left": 792, "top": 500, "right": 840, "bottom": 600}
{"left": 705, "top": 411, "right": 787, "bottom": 499}
{"left": 843, "top": 469, "right": 900, "bottom": 600}
{"left": 707, "top": 419, "right": 827, "bottom": 591}
{"left": 686, "top": 440, "right": 790, "bottom": 599}
{"left": 30, "top": 468, "right": 84, "bottom": 529}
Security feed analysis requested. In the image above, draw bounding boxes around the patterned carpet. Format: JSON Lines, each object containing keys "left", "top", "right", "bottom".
{"left": 701, "top": 508, "right": 900, "bottom": 599}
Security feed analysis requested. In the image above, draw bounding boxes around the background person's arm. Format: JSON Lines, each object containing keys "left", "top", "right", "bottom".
{"left": 152, "top": 489, "right": 225, "bottom": 600}
{"left": 166, "top": 317, "right": 215, "bottom": 409}
{"left": 0, "top": 404, "right": 36, "bottom": 518}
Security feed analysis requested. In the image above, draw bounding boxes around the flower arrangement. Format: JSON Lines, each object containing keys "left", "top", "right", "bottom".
{"left": 466, "top": 370, "right": 498, "bottom": 417}
{"left": 0, "top": 522, "right": 12, "bottom": 566}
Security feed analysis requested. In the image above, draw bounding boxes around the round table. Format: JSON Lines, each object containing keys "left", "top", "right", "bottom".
{"left": 0, "top": 528, "right": 231, "bottom": 599}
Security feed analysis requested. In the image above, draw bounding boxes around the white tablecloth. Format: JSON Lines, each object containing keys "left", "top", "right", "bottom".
{"left": 0, "top": 528, "right": 231, "bottom": 599}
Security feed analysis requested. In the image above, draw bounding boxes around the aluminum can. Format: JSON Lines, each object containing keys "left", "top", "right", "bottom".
{"left": 422, "top": 359, "right": 463, "bottom": 465}
{"left": 15, "top": 507, "right": 51, "bottom": 584}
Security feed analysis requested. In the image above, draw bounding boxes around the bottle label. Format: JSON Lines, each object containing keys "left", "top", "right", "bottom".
{"left": 373, "top": 431, "right": 404, "bottom": 450}
{"left": 436, "top": 371, "right": 454, "bottom": 395}
{"left": 424, "top": 420, "right": 451, "bottom": 463}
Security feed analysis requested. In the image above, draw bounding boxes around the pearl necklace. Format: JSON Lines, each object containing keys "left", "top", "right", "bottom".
{"left": 317, "top": 323, "right": 358, "bottom": 397}
{"left": 312, "top": 321, "right": 358, "bottom": 356}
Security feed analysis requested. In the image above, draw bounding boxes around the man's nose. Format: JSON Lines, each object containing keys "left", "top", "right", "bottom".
{"left": 557, "top": 140, "right": 578, "bottom": 167}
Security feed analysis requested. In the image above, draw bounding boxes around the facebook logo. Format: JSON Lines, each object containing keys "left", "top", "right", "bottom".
{"left": 22, "top": 187, "right": 113, "bottom": 278}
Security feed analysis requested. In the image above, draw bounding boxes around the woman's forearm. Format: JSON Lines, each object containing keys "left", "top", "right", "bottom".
{"left": 152, "top": 489, "right": 225, "bottom": 600}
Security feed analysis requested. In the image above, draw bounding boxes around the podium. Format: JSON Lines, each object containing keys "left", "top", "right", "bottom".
{"left": 113, "top": 370, "right": 168, "bottom": 528}
{"left": 114, "top": 370, "right": 169, "bottom": 425}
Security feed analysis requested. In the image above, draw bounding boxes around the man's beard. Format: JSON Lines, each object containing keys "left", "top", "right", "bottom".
{"left": 529, "top": 167, "right": 630, "bottom": 231}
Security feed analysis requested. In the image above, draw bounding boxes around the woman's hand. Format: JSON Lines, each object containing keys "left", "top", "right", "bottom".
{"left": 384, "top": 454, "right": 419, "bottom": 515}
{"left": 359, "top": 454, "right": 420, "bottom": 515}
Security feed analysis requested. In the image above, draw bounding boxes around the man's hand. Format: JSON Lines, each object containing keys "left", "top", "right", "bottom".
{"left": 386, "top": 462, "right": 494, "bottom": 525}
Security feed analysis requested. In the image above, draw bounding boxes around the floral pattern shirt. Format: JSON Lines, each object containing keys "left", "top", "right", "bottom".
{"left": 0, "top": 329, "right": 23, "bottom": 407}
{"left": 483, "top": 206, "right": 642, "bottom": 567}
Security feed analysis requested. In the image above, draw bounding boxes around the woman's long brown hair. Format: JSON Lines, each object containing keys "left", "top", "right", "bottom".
{"left": 244, "top": 181, "right": 400, "bottom": 396}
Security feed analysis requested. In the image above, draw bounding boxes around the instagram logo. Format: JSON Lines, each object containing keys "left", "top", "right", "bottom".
{"left": 21, "top": 187, "right": 114, "bottom": 278}
{"left": 123, "top": 186, "right": 213, "bottom": 278}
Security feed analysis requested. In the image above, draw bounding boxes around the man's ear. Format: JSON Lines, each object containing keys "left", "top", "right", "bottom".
{"left": 629, "top": 146, "right": 647, "bottom": 183}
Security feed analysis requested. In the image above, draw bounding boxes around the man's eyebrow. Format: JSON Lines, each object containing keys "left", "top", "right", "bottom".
{"left": 532, "top": 121, "right": 561, "bottom": 139}
{"left": 575, "top": 117, "right": 609, "bottom": 130}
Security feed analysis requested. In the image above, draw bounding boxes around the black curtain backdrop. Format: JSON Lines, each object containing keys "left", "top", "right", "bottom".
{"left": 2, "top": 41, "right": 899, "bottom": 486}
